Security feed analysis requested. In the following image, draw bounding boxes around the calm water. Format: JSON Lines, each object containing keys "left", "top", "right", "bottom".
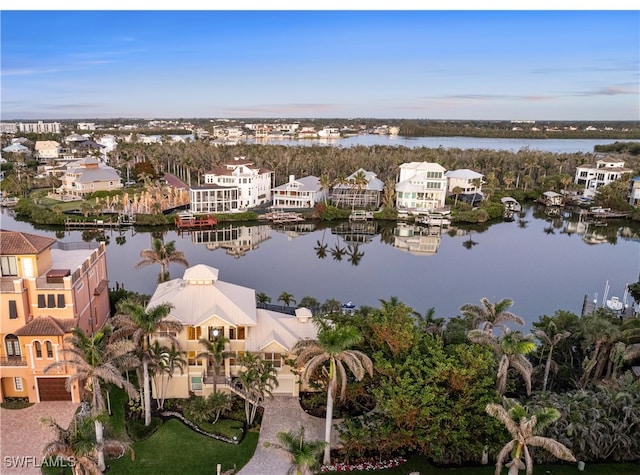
{"left": 2, "top": 207, "right": 637, "bottom": 330}
{"left": 247, "top": 135, "right": 640, "bottom": 154}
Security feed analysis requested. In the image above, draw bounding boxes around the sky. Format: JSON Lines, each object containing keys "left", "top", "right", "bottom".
{"left": 1, "top": 8, "right": 639, "bottom": 121}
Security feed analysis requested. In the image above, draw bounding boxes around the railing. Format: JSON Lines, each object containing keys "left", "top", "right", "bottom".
{"left": 0, "top": 357, "right": 27, "bottom": 366}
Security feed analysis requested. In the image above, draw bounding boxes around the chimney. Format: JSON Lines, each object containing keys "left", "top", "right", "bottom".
{"left": 289, "top": 175, "right": 295, "bottom": 183}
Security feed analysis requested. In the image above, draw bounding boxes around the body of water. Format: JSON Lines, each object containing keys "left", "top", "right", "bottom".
{"left": 247, "top": 135, "right": 640, "bottom": 154}
{"left": 2, "top": 207, "right": 637, "bottom": 331}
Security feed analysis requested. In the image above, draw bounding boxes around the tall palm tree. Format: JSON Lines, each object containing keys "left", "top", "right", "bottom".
{"left": 265, "top": 426, "right": 327, "bottom": 475}
{"left": 293, "top": 322, "right": 373, "bottom": 465}
{"left": 256, "top": 291, "right": 272, "bottom": 306}
{"left": 460, "top": 298, "right": 524, "bottom": 336}
{"left": 350, "top": 170, "right": 368, "bottom": 211}
{"left": 319, "top": 174, "right": 332, "bottom": 206}
{"left": 41, "top": 414, "right": 134, "bottom": 475}
{"left": 149, "top": 342, "right": 187, "bottom": 410}
{"left": 469, "top": 330, "right": 535, "bottom": 395}
{"left": 533, "top": 324, "right": 572, "bottom": 391}
{"left": 196, "top": 335, "right": 231, "bottom": 393}
{"left": 236, "top": 352, "right": 279, "bottom": 425}
{"left": 278, "top": 291, "right": 297, "bottom": 307}
{"left": 486, "top": 400, "right": 576, "bottom": 475}
{"left": 346, "top": 243, "right": 364, "bottom": 266}
{"left": 111, "top": 300, "right": 182, "bottom": 426}
{"left": 44, "top": 326, "right": 138, "bottom": 472}
{"left": 135, "top": 237, "right": 189, "bottom": 283}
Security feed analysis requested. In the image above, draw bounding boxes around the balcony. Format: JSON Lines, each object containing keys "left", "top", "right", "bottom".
{"left": 0, "top": 357, "right": 27, "bottom": 366}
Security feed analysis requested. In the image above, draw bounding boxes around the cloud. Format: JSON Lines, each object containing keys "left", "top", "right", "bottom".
{"left": 2, "top": 68, "right": 63, "bottom": 76}
{"left": 571, "top": 85, "right": 638, "bottom": 96}
{"left": 222, "top": 103, "right": 346, "bottom": 115}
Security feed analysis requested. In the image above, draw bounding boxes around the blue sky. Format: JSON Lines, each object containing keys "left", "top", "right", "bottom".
{"left": 1, "top": 10, "right": 638, "bottom": 120}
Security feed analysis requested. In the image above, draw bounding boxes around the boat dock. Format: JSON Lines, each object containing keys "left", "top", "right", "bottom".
{"left": 175, "top": 213, "right": 218, "bottom": 230}
{"left": 582, "top": 207, "right": 630, "bottom": 220}
{"left": 65, "top": 215, "right": 135, "bottom": 229}
{"left": 258, "top": 210, "right": 305, "bottom": 223}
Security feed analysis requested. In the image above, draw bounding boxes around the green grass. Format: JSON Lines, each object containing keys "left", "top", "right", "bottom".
{"left": 107, "top": 419, "right": 259, "bottom": 474}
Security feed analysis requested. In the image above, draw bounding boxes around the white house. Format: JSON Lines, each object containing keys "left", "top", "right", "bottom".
{"left": 331, "top": 169, "right": 385, "bottom": 209}
{"left": 395, "top": 162, "right": 448, "bottom": 212}
{"left": 444, "top": 168, "right": 484, "bottom": 205}
{"left": 34, "top": 141, "right": 60, "bottom": 160}
{"left": 629, "top": 176, "right": 640, "bottom": 207}
{"left": 272, "top": 175, "right": 327, "bottom": 209}
{"left": 193, "top": 157, "right": 272, "bottom": 212}
{"left": 58, "top": 157, "right": 123, "bottom": 197}
{"left": 145, "top": 264, "right": 318, "bottom": 399}
{"left": 574, "top": 157, "right": 632, "bottom": 199}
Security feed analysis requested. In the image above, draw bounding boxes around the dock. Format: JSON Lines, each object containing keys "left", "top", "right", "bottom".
{"left": 258, "top": 210, "right": 305, "bottom": 223}
{"left": 582, "top": 207, "right": 630, "bottom": 220}
{"left": 65, "top": 215, "right": 134, "bottom": 229}
{"left": 175, "top": 213, "right": 218, "bottom": 230}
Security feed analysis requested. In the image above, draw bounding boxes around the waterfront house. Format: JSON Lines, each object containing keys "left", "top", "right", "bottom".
{"left": 395, "top": 162, "right": 448, "bottom": 212}
{"left": 272, "top": 175, "right": 327, "bottom": 209}
{"left": 145, "top": 264, "right": 318, "bottom": 399}
{"left": 191, "top": 157, "right": 272, "bottom": 213}
{"left": 540, "top": 191, "right": 564, "bottom": 207}
{"left": 331, "top": 169, "right": 384, "bottom": 209}
{"left": 0, "top": 230, "right": 110, "bottom": 403}
{"left": 57, "top": 156, "right": 123, "bottom": 197}
{"left": 574, "top": 157, "right": 632, "bottom": 199}
{"left": 444, "top": 168, "right": 484, "bottom": 205}
{"left": 34, "top": 141, "right": 61, "bottom": 161}
{"left": 629, "top": 177, "right": 640, "bottom": 207}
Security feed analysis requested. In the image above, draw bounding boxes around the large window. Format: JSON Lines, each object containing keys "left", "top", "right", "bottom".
{"left": 35, "top": 341, "right": 42, "bottom": 358}
{"left": 14, "top": 377, "right": 23, "bottom": 392}
{"left": 5, "top": 335, "right": 20, "bottom": 358}
{"left": 8, "top": 300, "right": 18, "bottom": 319}
{"left": 1, "top": 256, "right": 18, "bottom": 276}
{"left": 264, "top": 352, "right": 282, "bottom": 368}
{"left": 191, "top": 376, "right": 202, "bottom": 390}
{"left": 46, "top": 341, "right": 54, "bottom": 358}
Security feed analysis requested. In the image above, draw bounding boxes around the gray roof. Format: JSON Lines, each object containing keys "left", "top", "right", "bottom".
{"left": 334, "top": 168, "right": 384, "bottom": 192}
{"left": 445, "top": 169, "right": 484, "bottom": 179}
{"left": 66, "top": 158, "right": 121, "bottom": 183}
{"left": 272, "top": 175, "right": 321, "bottom": 192}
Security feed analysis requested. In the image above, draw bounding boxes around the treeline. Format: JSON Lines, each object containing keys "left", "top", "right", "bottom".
{"left": 594, "top": 141, "right": 640, "bottom": 156}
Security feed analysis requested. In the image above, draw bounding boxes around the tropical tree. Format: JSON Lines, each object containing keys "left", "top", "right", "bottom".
{"left": 293, "top": 322, "right": 373, "bottom": 465}
{"left": 278, "top": 291, "right": 297, "bottom": 307}
{"left": 533, "top": 324, "right": 572, "bottom": 391}
{"left": 235, "top": 352, "right": 279, "bottom": 425}
{"left": 256, "top": 291, "right": 272, "bottom": 306}
{"left": 346, "top": 243, "right": 364, "bottom": 266}
{"left": 319, "top": 174, "right": 332, "bottom": 205}
{"left": 149, "top": 342, "right": 187, "bottom": 410}
{"left": 460, "top": 298, "right": 524, "bottom": 336}
{"left": 111, "top": 300, "right": 182, "bottom": 426}
{"left": 135, "top": 237, "right": 189, "bottom": 283}
{"left": 350, "top": 169, "right": 368, "bottom": 211}
{"left": 44, "top": 326, "right": 138, "bottom": 472}
{"left": 469, "top": 330, "right": 536, "bottom": 396}
{"left": 41, "top": 414, "right": 134, "bottom": 475}
{"left": 264, "top": 426, "right": 327, "bottom": 475}
{"left": 486, "top": 400, "right": 576, "bottom": 475}
{"left": 452, "top": 185, "right": 464, "bottom": 207}
{"left": 196, "top": 335, "right": 231, "bottom": 393}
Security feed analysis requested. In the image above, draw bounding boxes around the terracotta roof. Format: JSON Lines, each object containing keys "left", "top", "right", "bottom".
{"left": 15, "top": 316, "right": 77, "bottom": 336}
{"left": 0, "top": 230, "right": 56, "bottom": 256}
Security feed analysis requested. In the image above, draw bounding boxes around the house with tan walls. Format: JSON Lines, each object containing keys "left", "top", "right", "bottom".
{"left": 145, "top": 264, "right": 318, "bottom": 400}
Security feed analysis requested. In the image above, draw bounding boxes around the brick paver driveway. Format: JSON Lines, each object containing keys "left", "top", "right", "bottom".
{"left": 0, "top": 402, "right": 78, "bottom": 475}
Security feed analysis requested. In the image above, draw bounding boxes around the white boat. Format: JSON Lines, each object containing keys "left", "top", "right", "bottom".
{"left": 417, "top": 212, "right": 451, "bottom": 227}
{"left": 501, "top": 197, "right": 521, "bottom": 212}
{"left": 317, "top": 127, "right": 341, "bottom": 139}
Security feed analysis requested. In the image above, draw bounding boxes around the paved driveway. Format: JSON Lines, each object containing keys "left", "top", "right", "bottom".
{"left": 237, "top": 396, "right": 340, "bottom": 475}
{"left": 0, "top": 402, "right": 78, "bottom": 475}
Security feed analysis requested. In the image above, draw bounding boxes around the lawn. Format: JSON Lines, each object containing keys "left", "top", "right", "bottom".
{"left": 107, "top": 419, "right": 259, "bottom": 474}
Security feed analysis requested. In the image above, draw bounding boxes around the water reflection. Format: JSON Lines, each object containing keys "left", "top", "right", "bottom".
{"left": 392, "top": 224, "right": 442, "bottom": 255}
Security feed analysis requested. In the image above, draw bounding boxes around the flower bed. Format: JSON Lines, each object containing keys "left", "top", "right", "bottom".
{"left": 320, "top": 457, "right": 407, "bottom": 472}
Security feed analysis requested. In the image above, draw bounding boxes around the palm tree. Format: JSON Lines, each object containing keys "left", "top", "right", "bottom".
{"left": 41, "top": 414, "right": 134, "bottom": 475}
{"left": 314, "top": 229, "right": 329, "bottom": 259}
{"left": 293, "top": 322, "right": 373, "bottom": 465}
{"left": 110, "top": 300, "right": 182, "bottom": 426}
{"left": 135, "top": 237, "right": 189, "bottom": 283}
{"left": 149, "top": 342, "right": 187, "bottom": 410}
{"left": 486, "top": 400, "right": 576, "bottom": 475}
{"left": 451, "top": 185, "right": 464, "bottom": 207}
{"left": 265, "top": 426, "right": 327, "bottom": 475}
{"left": 533, "top": 324, "right": 572, "bottom": 391}
{"left": 350, "top": 170, "right": 368, "bottom": 211}
{"left": 256, "top": 291, "right": 272, "bottom": 307}
{"left": 469, "top": 330, "right": 535, "bottom": 395}
{"left": 236, "top": 352, "right": 279, "bottom": 425}
{"left": 330, "top": 240, "right": 346, "bottom": 261}
{"left": 44, "top": 326, "right": 138, "bottom": 472}
{"left": 319, "top": 174, "right": 332, "bottom": 206}
{"left": 196, "top": 335, "right": 231, "bottom": 393}
{"left": 278, "top": 291, "right": 297, "bottom": 307}
{"left": 346, "top": 243, "right": 364, "bottom": 266}
{"left": 460, "top": 298, "right": 524, "bottom": 336}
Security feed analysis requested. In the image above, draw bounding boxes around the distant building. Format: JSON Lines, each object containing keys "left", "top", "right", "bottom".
{"left": 272, "top": 175, "right": 327, "bottom": 209}
{"left": 77, "top": 123, "right": 96, "bottom": 131}
{"left": 395, "top": 162, "right": 448, "bottom": 211}
{"left": 0, "top": 123, "right": 18, "bottom": 134}
{"left": 574, "top": 157, "right": 632, "bottom": 199}
{"left": 34, "top": 141, "right": 61, "bottom": 160}
{"left": 18, "top": 121, "right": 61, "bottom": 134}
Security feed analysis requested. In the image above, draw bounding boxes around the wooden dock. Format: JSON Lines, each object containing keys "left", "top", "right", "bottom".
{"left": 175, "top": 213, "right": 218, "bottom": 230}
{"left": 258, "top": 210, "right": 305, "bottom": 223}
{"left": 65, "top": 216, "right": 134, "bottom": 229}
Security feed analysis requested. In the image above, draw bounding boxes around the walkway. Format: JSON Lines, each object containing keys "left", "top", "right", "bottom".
{"left": 0, "top": 402, "right": 78, "bottom": 475}
{"left": 237, "top": 396, "right": 338, "bottom": 475}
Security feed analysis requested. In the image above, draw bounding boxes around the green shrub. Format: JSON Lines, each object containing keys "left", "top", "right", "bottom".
{"left": 126, "top": 416, "right": 163, "bottom": 441}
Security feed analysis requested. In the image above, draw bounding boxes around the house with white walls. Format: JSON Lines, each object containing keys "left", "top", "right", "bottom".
{"left": 395, "top": 162, "right": 448, "bottom": 212}
{"left": 574, "top": 157, "right": 632, "bottom": 199}
{"left": 272, "top": 175, "right": 327, "bottom": 209}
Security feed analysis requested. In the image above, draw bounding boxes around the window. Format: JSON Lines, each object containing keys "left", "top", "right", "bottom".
{"left": 47, "top": 294, "right": 56, "bottom": 308}
{"left": 191, "top": 376, "right": 202, "bottom": 391}
{"left": 187, "top": 326, "right": 202, "bottom": 340}
{"left": 188, "top": 351, "right": 197, "bottom": 365}
{"left": 34, "top": 341, "right": 42, "bottom": 358}
{"left": 5, "top": 335, "right": 20, "bottom": 358}
{"left": 57, "top": 295, "right": 65, "bottom": 308}
{"left": 1, "top": 256, "right": 18, "bottom": 276}
{"left": 9, "top": 300, "right": 18, "bottom": 319}
{"left": 264, "top": 352, "right": 282, "bottom": 368}
{"left": 229, "top": 327, "right": 245, "bottom": 340}
{"left": 38, "top": 295, "right": 46, "bottom": 308}
{"left": 14, "top": 377, "right": 23, "bottom": 392}
{"left": 46, "top": 341, "right": 53, "bottom": 358}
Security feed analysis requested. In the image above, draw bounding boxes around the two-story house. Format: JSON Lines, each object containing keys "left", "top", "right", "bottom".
{"left": 574, "top": 157, "right": 632, "bottom": 199}
{"left": 444, "top": 168, "right": 484, "bottom": 205}
{"left": 331, "top": 169, "right": 384, "bottom": 209}
{"left": 395, "top": 162, "right": 448, "bottom": 212}
{"left": 34, "top": 141, "right": 61, "bottom": 161}
{"left": 145, "top": 264, "right": 317, "bottom": 400}
{"left": 0, "top": 230, "right": 110, "bottom": 403}
{"left": 58, "top": 156, "right": 123, "bottom": 197}
{"left": 271, "top": 175, "right": 327, "bottom": 209}
{"left": 190, "top": 157, "right": 272, "bottom": 213}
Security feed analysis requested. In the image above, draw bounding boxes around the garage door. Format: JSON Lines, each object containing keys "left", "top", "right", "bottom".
{"left": 38, "top": 378, "right": 72, "bottom": 401}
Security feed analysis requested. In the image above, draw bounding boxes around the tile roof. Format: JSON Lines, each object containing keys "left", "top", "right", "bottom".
{"left": 15, "top": 316, "right": 77, "bottom": 336}
{"left": 0, "top": 230, "right": 56, "bottom": 256}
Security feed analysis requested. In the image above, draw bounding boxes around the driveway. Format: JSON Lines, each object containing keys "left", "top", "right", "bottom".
{"left": 237, "top": 396, "right": 339, "bottom": 475}
{"left": 0, "top": 402, "right": 78, "bottom": 475}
